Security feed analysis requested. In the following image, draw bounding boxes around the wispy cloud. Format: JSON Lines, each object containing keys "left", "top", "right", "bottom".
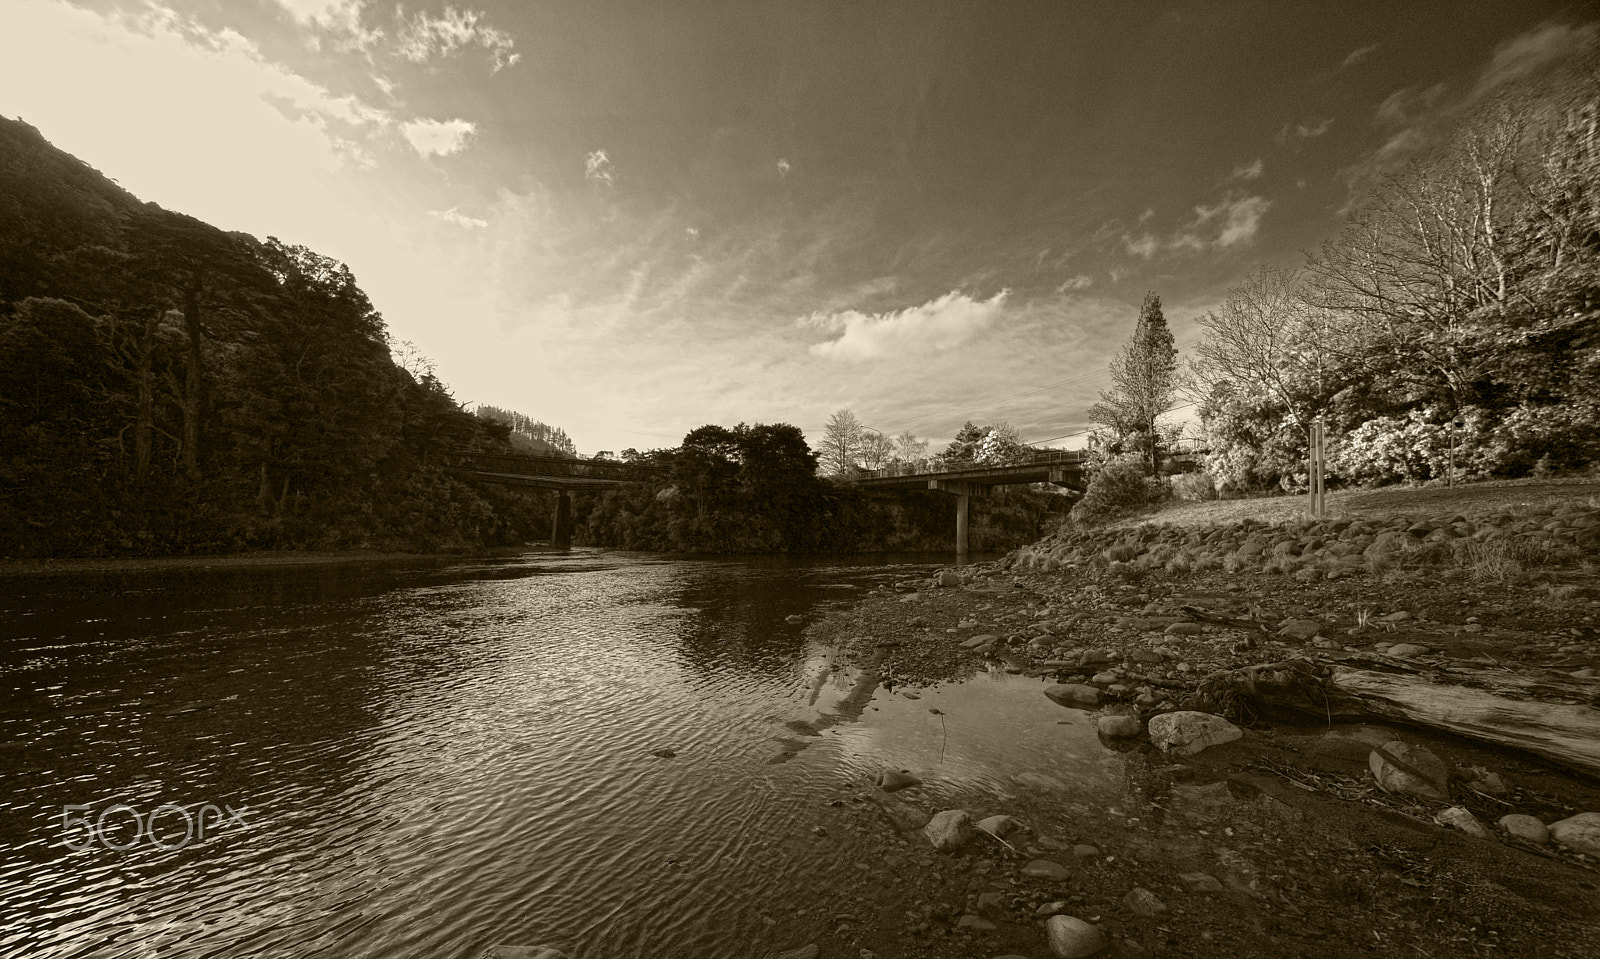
{"left": 1474, "top": 21, "right": 1599, "bottom": 96}
{"left": 396, "top": 6, "right": 519, "bottom": 71}
{"left": 1228, "top": 158, "right": 1264, "bottom": 181}
{"left": 1275, "top": 117, "right": 1333, "bottom": 148}
{"left": 402, "top": 117, "right": 475, "bottom": 157}
{"left": 585, "top": 149, "right": 615, "bottom": 187}
{"left": 1056, "top": 274, "right": 1094, "bottom": 292}
{"left": 431, "top": 207, "right": 488, "bottom": 228}
{"left": 804, "top": 291, "right": 1009, "bottom": 362}
{"left": 1340, "top": 43, "right": 1380, "bottom": 70}
{"left": 1124, "top": 192, "right": 1270, "bottom": 258}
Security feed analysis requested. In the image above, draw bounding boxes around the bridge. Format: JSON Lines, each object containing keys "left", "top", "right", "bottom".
{"left": 844, "top": 447, "right": 1204, "bottom": 554}
{"left": 442, "top": 448, "right": 662, "bottom": 548}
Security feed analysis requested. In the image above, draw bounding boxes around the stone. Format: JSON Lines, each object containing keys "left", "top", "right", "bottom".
{"left": 962, "top": 633, "right": 999, "bottom": 648}
{"left": 1278, "top": 619, "right": 1322, "bottom": 641}
{"left": 1369, "top": 743, "right": 1450, "bottom": 801}
{"left": 936, "top": 570, "right": 961, "bottom": 588}
{"left": 956, "top": 914, "right": 996, "bottom": 931}
{"left": 1122, "top": 886, "right": 1168, "bottom": 917}
{"left": 1046, "top": 915, "right": 1110, "bottom": 958}
{"left": 1549, "top": 812, "right": 1600, "bottom": 857}
{"left": 924, "top": 809, "right": 975, "bottom": 852}
{"left": 1387, "top": 643, "right": 1429, "bottom": 659}
{"left": 1147, "top": 711, "right": 1243, "bottom": 756}
{"left": 768, "top": 946, "right": 819, "bottom": 959}
{"left": 1071, "top": 844, "right": 1100, "bottom": 858}
{"left": 1044, "top": 683, "right": 1103, "bottom": 708}
{"left": 879, "top": 801, "right": 930, "bottom": 832}
{"left": 1090, "top": 670, "right": 1120, "bottom": 684}
{"left": 1097, "top": 714, "right": 1142, "bottom": 738}
{"left": 976, "top": 890, "right": 1007, "bottom": 915}
{"left": 976, "top": 814, "right": 1027, "bottom": 839}
{"left": 1165, "top": 622, "right": 1205, "bottom": 636}
{"left": 878, "top": 769, "right": 922, "bottom": 793}
{"left": 1035, "top": 900, "right": 1069, "bottom": 917}
{"left": 1499, "top": 814, "right": 1549, "bottom": 843}
{"left": 1177, "top": 872, "right": 1225, "bottom": 894}
{"left": 649, "top": 748, "right": 677, "bottom": 759}
{"left": 1078, "top": 649, "right": 1115, "bottom": 666}
{"left": 1021, "top": 859, "right": 1073, "bottom": 881}
{"left": 482, "top": 948, "right": 568, "bottom": 959}
{"left": 1435, "top": 806, "right": 1491, "bottom": 839}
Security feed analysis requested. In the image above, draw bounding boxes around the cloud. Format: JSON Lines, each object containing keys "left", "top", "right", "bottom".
{"left": 777, "top": 157, "right": 792, "bottom": 176}
{"left": 402, "top": 117, "right": 475, "bottom": 156}
{"left": 1124, "top": 234, "right": 1161, "bottom": 259}
{"left": 1274, "top": 117, "right": 1333, "bottom": 148}
{"left": 1229, "top": 158, "right": 1263, "bottom": 181}
{"left": 804, "top": 291, "right": 1009, "bottom": 362}
{"left": 396, "top": 6, "right": 519, "bottom": 70}
{"left": 1123, "top": 192, "right": 1269, "bottom": 258}
{"left": 1474, "top": 21, "right": 1599, "bottom": 96}
{"left": 1340, "top": 43, "right": 1380, "bottom": 70}
{"left": 586, "top": 149, "right": 615, "bottom": 187}
{"left": 1374, "top": 82, "right": 1448, "bottom": 127}
{"left": 431, "top": 207, "right": 488, "bottom": 228}
{"left": 1056, "top": 274, "right": 1094, "bottom": 292}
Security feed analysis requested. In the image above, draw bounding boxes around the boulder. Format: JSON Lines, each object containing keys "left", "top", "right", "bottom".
{"left": 1044, "top": 684, "right": 1103, "bottom": 708}
{"left": 1046, "top": 915, "right": 1110, "bottom": 958}
{"left": 1097, "top": 715, "right": 1142, "bottom": 739}
{"left": 1499, "top": 814, "right": 1549, "bottom": 844}
{"left": 924, "top": 809, "right": 975, "bottom": 852}
{"left": 1147, "top": 711, "right": 1242, "bottom": 756}
{"left": 1369, "top": 743, "right": 1450, "bottom": 801}
{"left": 1549, "top": 812, "right": 1600, "bottom": 857}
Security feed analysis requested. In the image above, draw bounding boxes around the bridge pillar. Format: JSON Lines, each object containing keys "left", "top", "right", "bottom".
{"left": 928, "top": 480, "right": 986, "bottom": 555}
{"left": 551, "top": 490, "right": 573, "bottom": 549}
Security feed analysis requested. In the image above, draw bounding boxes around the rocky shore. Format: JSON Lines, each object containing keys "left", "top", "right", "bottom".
{"left": 749, "top": 501, "right": 1600, "bottom": 958}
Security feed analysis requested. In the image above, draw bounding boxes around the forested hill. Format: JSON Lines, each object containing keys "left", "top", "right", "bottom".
{"left": 0, "top": 116, "right": 549, "bottom": 557}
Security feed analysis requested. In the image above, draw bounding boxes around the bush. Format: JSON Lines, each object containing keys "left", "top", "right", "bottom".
{"left": 1170, "top": 471, "right": 1218, "bottom": 502}
{"left": 1073, "top": 455, "right": 1168, "bottom": 527}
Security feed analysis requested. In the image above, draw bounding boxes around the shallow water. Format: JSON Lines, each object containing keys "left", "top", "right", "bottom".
{"left": 0, "top": 550, "right": 1116, "bottom": 958}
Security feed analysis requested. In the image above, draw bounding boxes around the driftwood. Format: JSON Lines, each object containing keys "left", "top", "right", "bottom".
{"left": 1203, "top": 653, "right": 1600, "bottom": 779}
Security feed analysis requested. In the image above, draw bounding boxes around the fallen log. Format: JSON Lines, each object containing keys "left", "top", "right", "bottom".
{"left": 1202, "top": 654, "right": 1600, "bottom": 779}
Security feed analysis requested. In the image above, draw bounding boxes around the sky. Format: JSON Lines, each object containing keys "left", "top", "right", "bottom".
{"left": 3, "top": 0, "right": 1597, "bottom": 455}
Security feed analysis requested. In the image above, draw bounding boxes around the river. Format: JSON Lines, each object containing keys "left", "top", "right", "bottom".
{"left": 0, "top": 549, "right": 1120, "bottom": 958}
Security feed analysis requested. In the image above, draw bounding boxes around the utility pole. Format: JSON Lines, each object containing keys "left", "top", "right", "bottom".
{"left": 1308, "top": 417, "right": 1326, "bottom": 520}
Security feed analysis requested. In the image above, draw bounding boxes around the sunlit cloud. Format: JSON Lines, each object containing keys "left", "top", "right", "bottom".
{"left": 777, "top": 157, "right": 792, "bottom": 176}
{"left": 396, "top": 5, "right": 520, "bottom": 71}
{"left": 1275, "top": 117, "right": 1333, "bottom": 148}
{"left": 1056, "top": 274, "right": 1094, "bottom": 292}
{"left": 585, "top": 149, "right": 615, "bottom": 187}
{"left": 804, "top": 290, "right": 1009, "bottom": 362}
{"left": 1125, "top": 193, "right": 1270, "bottom": 257}
{"left": 1474, "top": 20, "right": 1598, "bottom": 95}
{"left": 402, "top": 117, "right": 476, "bottom": 157}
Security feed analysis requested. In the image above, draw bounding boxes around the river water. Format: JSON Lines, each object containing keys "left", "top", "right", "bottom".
{"left": 0, "top": 550, "right": 1119, "bottom": 958}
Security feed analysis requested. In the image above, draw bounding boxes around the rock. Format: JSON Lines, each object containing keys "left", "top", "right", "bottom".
{"left": 1122, "top": 886, "right": 1168, "bottom": 917}
{"left": 878, "top": 769, "right": 922, "bottom": 792}
{"left": 767, "top": 946, "right": 819, "bottom": 959}
{"left": 1177, "top": 872, "right": 1225, "bottom": 894}
{"left": 1147, "top": 711, "right": 1242, "bottom": 756}
{"left": 1369, "top": 743, "right": 1450, "bottom": 801}
{"left": 481, "top": 947, "right": 568, "bottom": 959}
{"left": 1435, "top": 806, "right": 1491, "bottom": 839}
{"left": 956, "top": 914, "right": 996, "bottom": 931}
{"left": 1021, "top": 859, "right": 1073, "bottom": 881}
{"left": 1097, "top": 714, "right": 1142, "bottom": 738}
{"left": 1549, "top": 812, "right": 1600, "bottom": 857}
{"left": 976, "top": 814, "right": 1027, "bottom": 839}
{"left": 1277, "top": 619, "right": 1322, "bottom": 641}
{"left": 924, "top": 809, "right": 975, "bottom": 852}
{"left": 649, "top": 748, "right": 677, "bottom": 759}
{"left": 1165, "top": 622, "right": 1205, "bottom": 636}
{"left": 785, "top": 614, "right": 805, "bottom": 624}
{"left": 1460, "top": 767, "right": 1510, "bottom": 797}
{"left": 936, "top": 570, "right": 961, "bottom": 588}
{"left": 962, "top": 633, "right": 999, "bottom": 648}
{"left": 1387, "top": 643, "right": 1429, "bottom": 659}
{"left": 1044, "top": 683, "right": 1103, "bottom": 708}
{"left": 1071, "top": 844, "right": 1100, "bottom": 858}
{"left": 878, "top": 800, "right": 931, "bottom": 832}
{"left": 1035, "top": 900, "right": 1069, "bottom": 917}
{"left": 1045, "top": 915, "right": 1110, "bottom": 958}
{"left": 1078, "top": 649, "right": 1115, "bottom": 666}
{"left": 1500, "top": 814, "right": 1550, "bottom": 843}
{"left": 977, "top": 890, "right": 1007, "bottom": 915}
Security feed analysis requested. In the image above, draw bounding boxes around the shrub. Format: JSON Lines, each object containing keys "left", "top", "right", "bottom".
{"left": 1073, "top": 455, "right": 1168, "bottom": 527}
{"left": 1170, "top": 471, "right": 1218, "bottom": 502}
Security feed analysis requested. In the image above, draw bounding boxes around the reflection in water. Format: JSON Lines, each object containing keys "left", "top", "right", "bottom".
{"left": 0, "top": 550, "right": 1117, "bottom": 958}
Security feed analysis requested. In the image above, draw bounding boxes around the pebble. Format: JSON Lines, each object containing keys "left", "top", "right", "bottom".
{"left": 1021, "top": 859, "right": 1073, "bottom": 881}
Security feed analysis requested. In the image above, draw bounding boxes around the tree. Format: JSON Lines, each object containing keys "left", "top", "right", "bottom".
{"left": 859, "top": 429, "right": 894, "bottom": 470}
{"left": 937, "top": 421, "right": 987, "bottom": 469}
{"left": 891, "top": 430, "right": 928, "bottom": 467}
{"left": 973, "top": 422, "right": 1034, "bottom": 465}
{"left": 820, "top": 408, "right": 864, "bottom": 475}
{"left": 1088, "top": 292, "right": 1177, "bottom": 475}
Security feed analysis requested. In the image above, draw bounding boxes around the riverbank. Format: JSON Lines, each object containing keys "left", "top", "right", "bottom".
{"left": 0, "top": 546, "right": 541, "bottom": 579}
{"left": 779, "top": 492, "right": 1600, "bottom": 958}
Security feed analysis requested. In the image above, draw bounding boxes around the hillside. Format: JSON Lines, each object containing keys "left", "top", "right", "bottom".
{"left": 0, "top": 116, "right": 550, "bottom": 557}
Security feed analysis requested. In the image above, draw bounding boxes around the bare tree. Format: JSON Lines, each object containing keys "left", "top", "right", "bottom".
{"left": 820, "top": 408, "right": 863, "bottom": 475}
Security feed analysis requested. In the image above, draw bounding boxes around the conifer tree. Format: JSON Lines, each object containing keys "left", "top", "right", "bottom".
{"left": 1089, "top": 292, "right": 1177, "bottom": 475}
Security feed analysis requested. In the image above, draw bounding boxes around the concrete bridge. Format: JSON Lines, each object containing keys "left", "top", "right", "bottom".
{"left": 846, "top": 448, "right": 1204, "bottom": 554}
{"left": 442, "top": 448, "right": 661, "bottom": 547}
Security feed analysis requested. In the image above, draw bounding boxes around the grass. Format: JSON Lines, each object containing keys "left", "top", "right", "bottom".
{"left": 1109, "top": 476, "right": 1600, "bottom": 531}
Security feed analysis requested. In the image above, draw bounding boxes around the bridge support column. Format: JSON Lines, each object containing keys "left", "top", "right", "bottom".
{"left": 928, "top": 480, "right": 986, "bottom": 555}
{"left": 551, "top": 490, "right": 573, "bottom": 549}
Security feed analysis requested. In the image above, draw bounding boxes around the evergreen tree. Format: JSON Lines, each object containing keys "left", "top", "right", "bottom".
{"left": 1088, "top": 293, "right": 1177, "bottom": 475}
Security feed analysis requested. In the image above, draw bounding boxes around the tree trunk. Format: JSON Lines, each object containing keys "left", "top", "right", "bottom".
{"left": 180, "top": 286, "right": 204, "bottom": 482}
{"left": 1205, "top": 654, "right": 1600, "bottom": 778}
